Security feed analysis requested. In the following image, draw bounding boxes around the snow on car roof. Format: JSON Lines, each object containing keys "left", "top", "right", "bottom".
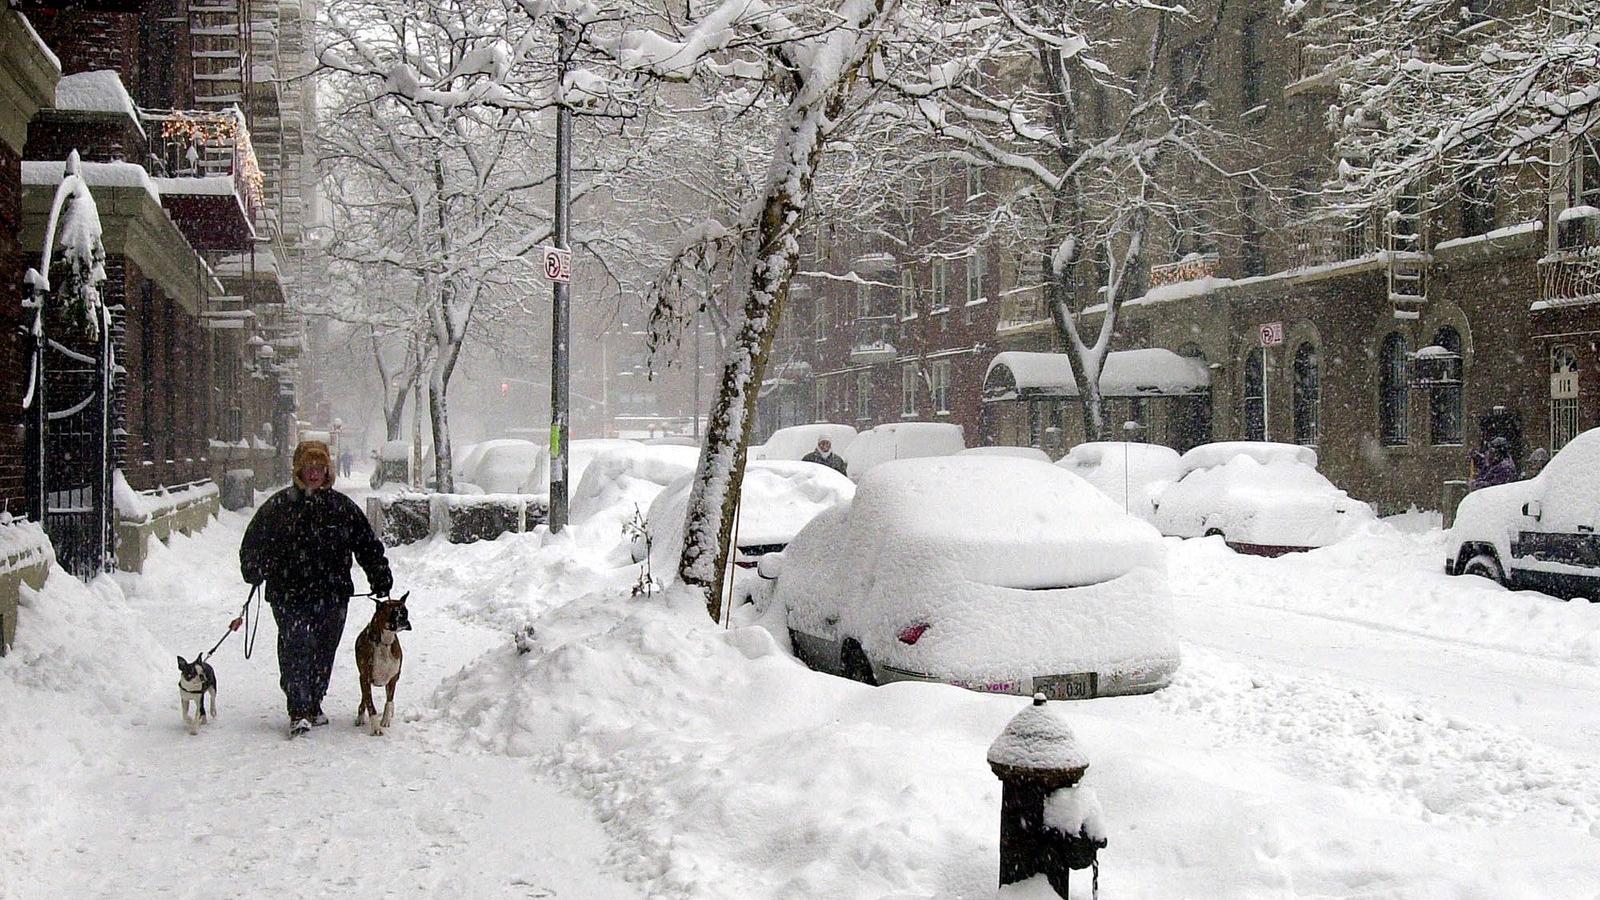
{"left": 569, "top": 443, "right": 700, "bottom": 525}
{"left": 957, "top": 445, "right": 1053, "bottom": 463}
{"left": 1177, "top": 441, "right": 1317, "bottom": 476}
{"left": 646, "top": 459, "right": 854, "bottom": 571}
{"left": 852, "top": 456, "right": 1163, "bottom": 588}
{"left": 1057, "top": 442, "right": 1181, "bottom": 520}
{"left": 842, "top": 422, "right": 964, "bottom": 478}
{"left": 756, "top": 423, "right": 857, "bottom": 460}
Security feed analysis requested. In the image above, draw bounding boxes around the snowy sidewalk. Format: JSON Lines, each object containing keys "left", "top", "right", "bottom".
{"left": 6, "top": 507, "right": 641, "bottom": 900}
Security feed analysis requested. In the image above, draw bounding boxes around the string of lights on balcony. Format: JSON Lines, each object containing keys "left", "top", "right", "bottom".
{"left": 159, "top": 108, "right": 265, "bottom": 209}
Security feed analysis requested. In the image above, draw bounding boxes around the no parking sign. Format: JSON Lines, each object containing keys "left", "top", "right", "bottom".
{"left": 542, "top": 246, "right": 572, "bottom": 283}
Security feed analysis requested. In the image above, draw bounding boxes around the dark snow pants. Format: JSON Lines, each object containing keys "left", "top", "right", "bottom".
{"left": 270, "top": 595, "right": 349, "bottom": 719}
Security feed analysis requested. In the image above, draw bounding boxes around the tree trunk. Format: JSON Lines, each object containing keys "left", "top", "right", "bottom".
{"left": 677, "top": 30, "right": 883, "bottom": 620}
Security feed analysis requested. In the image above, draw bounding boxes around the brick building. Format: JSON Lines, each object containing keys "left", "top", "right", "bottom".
{"left": 3, "top": 0, "right": 316, "bottom": 576}
{"left": 763, "top": 0, "right": 1600, "bottom": 515}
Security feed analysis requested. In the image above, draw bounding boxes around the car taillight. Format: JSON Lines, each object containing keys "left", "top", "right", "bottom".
{"left": 897, "top": 622, "right": 929, "bottom": 645}
{"left": 733, "top": 559, "right": 758, "bottom": 569}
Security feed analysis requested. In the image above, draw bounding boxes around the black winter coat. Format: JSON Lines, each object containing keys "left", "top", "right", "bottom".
{"left": 239, "top": 485, "right": 392, "bottom": 605}
{"left": 800, "top": 450, "right": 849, "bottom": 476}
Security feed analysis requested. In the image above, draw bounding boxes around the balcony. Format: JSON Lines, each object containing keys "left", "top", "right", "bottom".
{"left": 1149, "top": 252, "right": 1219, "bottom": 288}
{"left": 1536, "top": 240, "right": 1600, "bottom": 309}
{"left": 142, "top": 107, "right": 263, "bottom": 250}
{"left": 849, "top": 315, "right": 899, "bottom": 364}
{"left": 1291, "top": 216, "right": 1375, "bottom": 269}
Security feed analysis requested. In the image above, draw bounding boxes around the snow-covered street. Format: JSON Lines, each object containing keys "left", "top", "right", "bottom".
{"left": 5, "top": 482, "right": 1599, "bottom": 899}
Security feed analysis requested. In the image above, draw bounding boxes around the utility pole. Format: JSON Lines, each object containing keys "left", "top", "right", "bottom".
{"left": 548, "top": 21, "right": 573, "bottom": 532}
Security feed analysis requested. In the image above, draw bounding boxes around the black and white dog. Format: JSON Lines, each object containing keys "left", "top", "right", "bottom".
{"left": 177, "top": 655, "right": 218, "bottom": 735}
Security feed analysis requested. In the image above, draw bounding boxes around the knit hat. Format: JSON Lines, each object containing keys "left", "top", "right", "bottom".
{"left": 292, "top": 440, "right": 336, "bottom": 490}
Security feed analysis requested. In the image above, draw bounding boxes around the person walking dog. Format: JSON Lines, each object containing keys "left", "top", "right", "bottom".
{"left": 240, "top": 440, "right": 393, "bottom": 737}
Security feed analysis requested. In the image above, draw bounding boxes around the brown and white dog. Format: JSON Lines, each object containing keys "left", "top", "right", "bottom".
{"left": 354, "top": 593, "right": 410, "bottom": 735}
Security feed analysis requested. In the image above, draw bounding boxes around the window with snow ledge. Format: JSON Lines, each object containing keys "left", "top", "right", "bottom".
{"left": 1425, "top": 327, "right": 1464, "bottom": 446}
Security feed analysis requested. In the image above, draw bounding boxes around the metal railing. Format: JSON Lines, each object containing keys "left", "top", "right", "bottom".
{"left": 141, "top": 107, "right": 264, "bottom": 214}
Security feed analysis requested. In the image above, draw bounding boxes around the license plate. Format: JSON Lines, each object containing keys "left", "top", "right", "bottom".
{"left": 1034, "top": 672, "right": 1098, "bottom": 701}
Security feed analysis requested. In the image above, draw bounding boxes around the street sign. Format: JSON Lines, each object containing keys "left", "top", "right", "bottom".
{"left": 542, "top": 246, "right": 572, "bottom": 283}
{"left": 1258, "top": 321, "right": 1284, "bottom": 347}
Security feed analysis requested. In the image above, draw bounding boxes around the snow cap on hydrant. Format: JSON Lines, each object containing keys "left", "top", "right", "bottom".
{"left": 292, "top": 440, "right": 335, "bottom": 490}
{"left": 988, "top": 693, "right": 1089, "bottom": 778}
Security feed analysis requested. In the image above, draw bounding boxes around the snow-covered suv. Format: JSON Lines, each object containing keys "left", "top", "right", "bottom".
{"left": 1446, "top": 427, "right": 1600, "bottom": 599}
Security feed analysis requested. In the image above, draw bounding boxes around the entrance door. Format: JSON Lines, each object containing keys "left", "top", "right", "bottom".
{"left": 37, "top": 326, "right": 114, "bottom": 579}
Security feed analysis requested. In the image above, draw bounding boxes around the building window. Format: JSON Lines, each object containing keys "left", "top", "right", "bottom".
{"left": 1241, "top": 185, "right": 1266, "bottom": 276}
{"left": 1292, "top": 342, "right": 1319, "bottom": 446}
{"left": 854, "top": 281, "right": 871, "bottom": 320}
{"left": 1560, "top": 134, "right": 1600, "bottom": 248}
{"left": 1380, "top": 332, "right": 1411, "bottom": 445}
{"left": 857, "top": 370, "right": 871, "bottom": 420}
{"left": 1243, "top": 346, "right": 1266, "bottom": 441}
{"left": 815, "top": 376, "right": 827, "bottom": 418}
{"left": 902, "top": 365, "right": 918, "bottom": 416}
{"left": 965, "top": 250, "right": 986, "bottom": 305}
{"left": 932, "top": 176, "right": 948, "bottom": 216}
{"left": 1241, "top": 15, "right": 1266, "bottom": 110}
{"left": 900, "top": 270, "right": 917, "bottom": 319}
{"left": 965, "top": 163, "right": 983, "bottom": 201}
{"left": 815, "top": 298, "right": 827, "bottom": 341}
{"left": 1169, "top": 39, "right": 1210, "bottom": 108}
{"left": 1551, "top": 344, "right": 1580, "bottom": 451}
{"left": 930, "top": 360, "right": 952, "bottom": 413}
{"left": 1460, "top": 167, "right": 1498, "bottom": 237}
{"left": 930, "top": 259, "right": 949, "bottom": 312}
{"left": 1428, "top": 326, "right": 1464, "bottom": 445}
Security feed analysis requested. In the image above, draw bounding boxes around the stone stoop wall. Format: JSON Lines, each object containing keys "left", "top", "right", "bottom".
{"left": 0, "top": 560, "right": 48, "bottom": 656}
{"left": 115, "top": 488, "right": 220, "bottom": 574}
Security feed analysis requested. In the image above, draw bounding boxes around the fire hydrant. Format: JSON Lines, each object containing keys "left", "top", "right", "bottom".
{"left": 988, "top": 693, "right": 1107, "bottom": 898}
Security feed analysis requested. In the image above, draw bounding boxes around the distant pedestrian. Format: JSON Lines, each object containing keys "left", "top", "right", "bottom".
{"left": 240, "top": 440, "right": 392, "bottom": 737}
{"left": 801, "top": 438, "right": 848, "bottom": 476}
{"left": 339, "top": 448, "right": 354, "bottom": 478}
{"left": 1469, "top": 436, "right": 1517, "bottom": 490}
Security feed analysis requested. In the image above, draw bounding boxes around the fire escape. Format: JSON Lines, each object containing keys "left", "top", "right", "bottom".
{"left": 1384, "top": 184, "right": 1430, "bottom": 320}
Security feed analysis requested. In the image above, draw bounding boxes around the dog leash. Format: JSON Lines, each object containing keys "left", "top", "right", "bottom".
{"left": 199, "top": 584, "right": 261, "bottom": 663}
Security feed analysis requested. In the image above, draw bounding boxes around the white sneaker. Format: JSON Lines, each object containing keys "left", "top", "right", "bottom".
{"left": 289, "top": 717, "right": 312, "bottom": 737}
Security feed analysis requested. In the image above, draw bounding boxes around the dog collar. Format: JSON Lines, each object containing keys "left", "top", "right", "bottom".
{"left": 180, "top": 686, "right": 208, "bottom": 695}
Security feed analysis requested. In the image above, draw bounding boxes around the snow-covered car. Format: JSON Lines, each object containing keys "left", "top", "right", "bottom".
{"left": 1151, "top": 442, "right": 1376, "bottom": 555}
{"left": 1446, "top": 427, "right": 1600, "bottom": 598}
{"left": 956, "top": 445, "right": 1053, "bottom": 464}
{"left": 751, "top": 423, "right": 857, "bottom": 461}
{"left": 635, "top": 459, "right": 855, "bottom": 577}
{"left": 842, "top": 422, "right": 964, "bottom": 479}
{"left": 464, "top": 440, "right": 547, "bottom": 494}
{"left": 518, "top": 438, "right": 638, "bottom": 495}
{"left": 1056, "top": 442, "right": 1181, "bottom": 521}
{"left": 770, "top": 456, "right": 1178, "bottom": 699}
{"left": 569, "top": 443, "right": 700, "bottom": 526}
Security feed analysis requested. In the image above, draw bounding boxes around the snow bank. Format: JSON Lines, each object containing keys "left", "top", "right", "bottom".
{"left": 0, "top": 567, "right": 168, "bottom": 897}
{"left": 1057, "top": 442, "right": 1181, "bottom": 521}
{"left": 752, "top": 423, "right": 857, "bottom": 460}
{"left": 522, "top": 438, "right": 638, "bottom": 494}
{"left": 842, "top": 421, "right": 964, "bottom": 478}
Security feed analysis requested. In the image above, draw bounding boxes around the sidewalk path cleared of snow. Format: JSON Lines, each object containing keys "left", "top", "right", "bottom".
{"left": 2, "top": 496, "right": 643, "bottom": 900}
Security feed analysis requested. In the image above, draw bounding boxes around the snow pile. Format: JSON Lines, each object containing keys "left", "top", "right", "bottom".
{"left": 111, "top": 470, "right": 219, "bottom": 523}
{"left": 1178, "top": 441, "right": 1317, "bottom": 476}
{"left": 1156, "top": 450, "right": 1375, "bottom": 547}
{"left": 751, "top": 423, "right": 856, "bottom": 460}
{"left": 983, "top": 349, "right": 1210, "bottom": 399}
{"left": 522, "top": 438, "right": 639, "bottom": 495}
{"left": 842, "top": 421, "right": 964, "bottom": 478}
{"left": 641, "top": 460, "right": 854, "bottom": 575}
{"left": 1057, "top": 441, "right": 1181, "bottom": 521}
{"left": 988, "top": 699, "right": 1088, "bottom": 770}
{"left": 569, "top": 444, "right": 699, "bottom": 529}
{"left": 774, "top": 457, "right": 1177, "bottom": 684}
{"left": 0, "top": 567, "right": 167, "bottom": 897}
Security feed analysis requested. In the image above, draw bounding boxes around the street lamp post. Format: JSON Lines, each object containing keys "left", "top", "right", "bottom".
{"left": 549, "top": 21, "right": 573, "bottom": 533}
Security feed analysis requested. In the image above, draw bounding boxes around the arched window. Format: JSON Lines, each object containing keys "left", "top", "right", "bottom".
{"left": 1380, "top": 333, "right": 1410, "bottom": 445}
{"left": 1243, "top": 347, "right": 1266, "bottom": 441}
{"left": 1428, "top": 326, "right": 1463, "bottom": 445}
{"left": 1292, "top": 342, "right": 1319, "bottom": 446}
